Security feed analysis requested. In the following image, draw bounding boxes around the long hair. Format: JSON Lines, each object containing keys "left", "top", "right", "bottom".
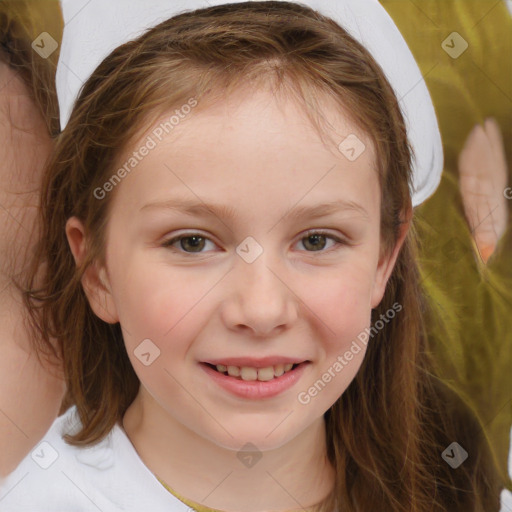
{"left": 22, "top": 2, "right": 501, "bottom": 510}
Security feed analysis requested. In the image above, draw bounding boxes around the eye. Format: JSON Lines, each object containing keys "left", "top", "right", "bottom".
{"left": 161, "top": 233, "right": 216, "bottom": 254}
{"left": 295, "top": 230, "right": 346, "bottom": 253}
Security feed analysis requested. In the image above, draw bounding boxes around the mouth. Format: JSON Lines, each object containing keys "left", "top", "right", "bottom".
{"left": 202, "top": 362, "right": 304, "bottom": 382}
{"left": 199, "top": 360, "right": 311, "bottom": 399}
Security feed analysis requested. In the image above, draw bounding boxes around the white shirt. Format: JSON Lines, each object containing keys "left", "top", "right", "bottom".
{"left": 0, "top": 406, "right": 192, "bottom": 511}
{"left": 1, "top": 404, "right": 510, "bottom": 511}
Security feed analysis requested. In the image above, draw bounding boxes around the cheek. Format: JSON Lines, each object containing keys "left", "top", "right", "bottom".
{"left": 110, "top": 256, "right": 217, "bottom": 344}
{"left": 294, "top": 264, "right": 374, "bottom": 400}
{"left": 300, "top": 262, "right": 374, "bottom": 338}
{"left": 112, "top": 264, "right": 209, "bottom": 392}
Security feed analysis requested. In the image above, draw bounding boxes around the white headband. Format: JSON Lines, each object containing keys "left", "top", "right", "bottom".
{"left": 56, "top": 0, "right": 443, "bottom": 207}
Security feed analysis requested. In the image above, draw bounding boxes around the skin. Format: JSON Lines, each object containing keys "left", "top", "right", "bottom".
{"left": 0, "top": 59, "right": 65, "bottom": 477}
{"left": 458, "top": 118, "right": 509, "bottom": 264}
{"left": 66, "top": 87, "right": 409, "bottom": 511}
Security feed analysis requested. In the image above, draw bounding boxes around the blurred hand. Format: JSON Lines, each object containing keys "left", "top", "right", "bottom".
{"left": 458, "top": 118, "right": 509, "bottom": 264}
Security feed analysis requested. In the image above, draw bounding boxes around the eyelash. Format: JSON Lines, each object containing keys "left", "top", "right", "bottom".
{"left": 161, "top": 230, "right": 347, "bottom": 256}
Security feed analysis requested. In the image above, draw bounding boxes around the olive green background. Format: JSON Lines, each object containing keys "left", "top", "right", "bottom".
{"left": 381, "top": 0, "right": 512, "bottom": 488}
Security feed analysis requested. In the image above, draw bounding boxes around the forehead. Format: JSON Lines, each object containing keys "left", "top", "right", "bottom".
{"left": 110, "top": 86, "right": 380, "bottom": 222}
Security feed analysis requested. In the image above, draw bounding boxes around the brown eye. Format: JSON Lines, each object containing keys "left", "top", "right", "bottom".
{"left": 179, "top": 236, "right": 206, "bottom": 252}
{"left": 298, "top": 231, "right": 345, "bottom": 253}
{"left": 163, "top": 234, "right": 213, "bottom": 253}
{"left": 302, "top": 233, "right": 327, "bottom": 251}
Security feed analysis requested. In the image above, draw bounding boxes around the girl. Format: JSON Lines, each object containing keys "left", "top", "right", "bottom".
{"left": 1, "top": 1, "right": 502, "bottom": 510}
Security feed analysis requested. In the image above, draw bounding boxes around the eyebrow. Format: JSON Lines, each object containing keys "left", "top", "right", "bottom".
{"left": 139, "top": 196, "right": 369, "bottom": 222}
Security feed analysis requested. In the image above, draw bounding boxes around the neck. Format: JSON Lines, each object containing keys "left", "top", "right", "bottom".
{"left": 122, "top": 388, "right": 335, "bottom": 512}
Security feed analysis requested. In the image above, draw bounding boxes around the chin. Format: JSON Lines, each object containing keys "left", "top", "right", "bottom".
{"left": 201, "top": 417, "right": 304, "bottom": 453}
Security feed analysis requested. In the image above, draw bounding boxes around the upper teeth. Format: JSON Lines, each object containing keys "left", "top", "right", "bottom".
{"left": 215, "top": 363, "right": 295, "bottom": 381}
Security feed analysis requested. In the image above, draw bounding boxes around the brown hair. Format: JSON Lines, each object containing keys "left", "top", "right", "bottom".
{"left": 23, "top": 2, "right": 501, "bottom": 510}
{"left": 0, "top": 0, "right": 62, "bottom": 137}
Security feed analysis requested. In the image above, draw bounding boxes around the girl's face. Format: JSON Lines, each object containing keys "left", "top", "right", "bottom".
{"left": 69, "top": 87, "right": 406, "bottom": 451}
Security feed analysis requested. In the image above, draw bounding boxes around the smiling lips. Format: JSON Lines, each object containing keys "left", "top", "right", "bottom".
{"left": 203, "top": 357, "right": 309, "bottom": 382}
{"left": 200, "top": 360, "right": 310, "bottom": 399}
{"left": 210, "top": 363, "right": 296, "bottom": 381}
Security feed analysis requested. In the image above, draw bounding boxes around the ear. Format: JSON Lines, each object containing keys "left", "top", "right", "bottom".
{"left": 65, "top": 216, "right": 119, "bottom": 324}
{"left": 370, "top": 204, "right": 412, "bottom": 309}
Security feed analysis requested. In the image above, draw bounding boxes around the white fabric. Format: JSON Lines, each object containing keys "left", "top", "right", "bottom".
{"left": 500, "top": 426, "right": 512, "bottom": 511}
{"left": 0, "top": 408, "right": 510, "bottom": 511}
{"left": 55, "top": 0, "right": 443, "bottom": 207}
{"left": 0, "top": 406, "right": 191, "bottom": 511}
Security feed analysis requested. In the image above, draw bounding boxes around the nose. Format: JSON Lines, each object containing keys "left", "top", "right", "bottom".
{"left": 220, "top": 249, "right": 299, "bottom": 337}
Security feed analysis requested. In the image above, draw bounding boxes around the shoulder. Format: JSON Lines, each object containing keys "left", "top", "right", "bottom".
{"left": 0, "top": 406, "right": 190, "bottom": 511}
{"left": 0, "top": 406, "right": 90, "bottom": 510}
